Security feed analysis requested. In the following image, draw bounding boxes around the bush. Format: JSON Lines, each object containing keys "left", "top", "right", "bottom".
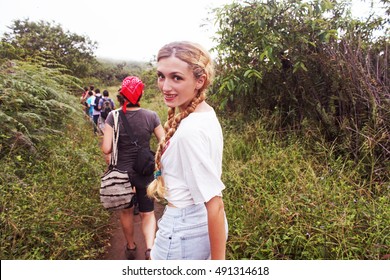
{"left": 211, "top": 0, "right": 389, "bottom": 183}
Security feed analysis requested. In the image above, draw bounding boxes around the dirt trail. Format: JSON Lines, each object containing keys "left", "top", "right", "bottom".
{"left": 101, "top": 201, "right": 164, "bottom": 260}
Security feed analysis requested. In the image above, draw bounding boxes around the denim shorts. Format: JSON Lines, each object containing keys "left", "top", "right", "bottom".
{"left": 151, "top": 203, "right": 228, "bottom": 260}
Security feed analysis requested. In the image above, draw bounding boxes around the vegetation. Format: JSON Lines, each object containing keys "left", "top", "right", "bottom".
{"left": 0, "top": 33, "right": 159, "bottom": 259}
{"left": 0, "top": 19, "right": 153, "bottom": 86}
{"left": 97, "top": 58, "right": 153, "bottom": 86}
{"left": 211, "top": 0, "right": 389, "bottom": 182}
{"left": 1, "top": 20, "right": 98, "bottom": 78}
{"left": 221, "top": 117, "right": 389, "bottom": 259}
{"left": 209, "top": 0, "right": 389, "bottom": 259}
{"left": 0, "top": 0, "right": 388, "bottom": 260}
{"left": 0, "top": 59, "right": 111, "bottom": 259}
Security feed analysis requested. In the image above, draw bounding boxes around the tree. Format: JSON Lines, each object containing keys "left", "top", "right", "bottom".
{"left": 211, "top": 0, "right": 389, "bottom": 181}
{"left": 1, "top": 19, "right": 98, "bottom": 78}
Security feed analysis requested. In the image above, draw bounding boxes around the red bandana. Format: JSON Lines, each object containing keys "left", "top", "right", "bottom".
{"left": 120, "top": 76, "right": 144, "bottom": 113}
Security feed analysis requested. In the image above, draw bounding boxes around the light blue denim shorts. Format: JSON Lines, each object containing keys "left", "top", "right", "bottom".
{"left": 151, "top": 203, "right": 228, "bottom": 260}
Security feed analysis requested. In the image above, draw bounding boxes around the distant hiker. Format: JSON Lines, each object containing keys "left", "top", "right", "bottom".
{"left": 80, "top": 86, "right": 88, "bottom": 103}
{"left": 89, "top": 85, "right": 95, "bottom": 94}
{"left": 80, "top": 86, "right": 89, "bottom": 115}
{"left": 92, "top": 89, "right": 102, "bottom": 134}
{"left": 147, "top": 41, "right": 228, "bottom": 260}
{"left": 116, "top": 93, "right": 125, "bottom": 107}
{"left": 97, "top": 89, "right": 115, "bottom": 134}
{"left": 86, "top": 91, "right": 94, "bottom": 119}
{"left": 101, "top": 76, "right": 164, "bottom": 260}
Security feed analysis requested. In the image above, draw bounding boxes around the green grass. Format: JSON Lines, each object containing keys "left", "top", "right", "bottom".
{"left": 221, "top": 119, "right": 389, "bottom": 259}
{"left": 0, "top": 118, "right": 111, "bottom": 259}
{"left": 0, "top": 60, "right": 111, "bottom": 259}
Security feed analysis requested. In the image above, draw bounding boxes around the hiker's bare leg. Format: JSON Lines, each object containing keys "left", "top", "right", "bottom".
{"left": 120, "top": 207, "right": 136, "bottom": 248}
{"left": 139, "top": 211, "right": 156, "bottom": 249}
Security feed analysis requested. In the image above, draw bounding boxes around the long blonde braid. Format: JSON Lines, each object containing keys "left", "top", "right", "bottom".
{"left": 147, "top": 41, "right": 214, "bottom": 200}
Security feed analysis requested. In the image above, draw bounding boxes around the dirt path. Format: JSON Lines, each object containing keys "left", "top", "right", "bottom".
{"left": 101, "top": 201, "right": 164, "bottom": 260}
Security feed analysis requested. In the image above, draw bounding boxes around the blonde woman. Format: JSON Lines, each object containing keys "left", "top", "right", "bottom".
{"left": 148, "top": 41, "right": 228, "bottom": 260}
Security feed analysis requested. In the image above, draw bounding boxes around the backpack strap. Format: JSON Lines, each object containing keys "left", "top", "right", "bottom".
{"left": 110, "top": 110, "right": 120, "bottom": 167}
{"left": 118, "top": 110, "right": 139, "bottom": 147}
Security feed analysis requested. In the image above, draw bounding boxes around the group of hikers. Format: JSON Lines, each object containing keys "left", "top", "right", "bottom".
{"left": 80, "top": 85, "right": 115, "bottom": 134}
{"left": 81, "top": 41, "right": 228, "bottom": 261}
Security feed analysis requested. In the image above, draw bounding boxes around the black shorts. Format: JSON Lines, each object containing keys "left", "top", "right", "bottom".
{"left": 126, "top": 185, "right": 154, "bottom": 212}
{"left": 122, "top": 170, "right": 154, "bottom": 212}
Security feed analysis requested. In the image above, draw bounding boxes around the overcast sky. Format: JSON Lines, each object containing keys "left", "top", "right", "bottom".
{"left": 0, "top": 0, "right": 385, "bottom": 62}
{"left": 0, "top": 0, "right": 232, "bottom": 61}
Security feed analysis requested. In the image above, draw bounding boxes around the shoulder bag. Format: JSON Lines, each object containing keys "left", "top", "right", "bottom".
{"left": 100, "top": 110, "right": 134, "bottom": 211}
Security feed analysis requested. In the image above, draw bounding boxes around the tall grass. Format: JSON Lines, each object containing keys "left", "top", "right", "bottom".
{"left": 0, "top": 60, "right": 110, "bottom": 259}
{"left": 222, "top": 118, "right": 389, "bottom": 259}
{"left": 0, "top": 121, "right": 110, "bottom": 259}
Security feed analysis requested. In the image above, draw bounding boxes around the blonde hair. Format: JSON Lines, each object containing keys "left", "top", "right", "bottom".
{"left": 147, "top": 41, "right": 214, "bottom": 200}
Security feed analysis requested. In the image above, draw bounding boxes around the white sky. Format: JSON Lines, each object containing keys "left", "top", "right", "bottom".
{"left": 0, "top": 0, "right": 385, "bottom": 62}
{"left": 0, "top": 0, "right": 232, "bottom": 61}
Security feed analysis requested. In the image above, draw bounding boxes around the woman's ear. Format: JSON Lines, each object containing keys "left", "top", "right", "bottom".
{"left": 196, "top": 74, "right": 206, "bottom": 90}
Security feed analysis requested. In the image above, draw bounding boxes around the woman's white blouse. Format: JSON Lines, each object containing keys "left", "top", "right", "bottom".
{"left": 161, "top": 109, "right": 225, "bottom": 208}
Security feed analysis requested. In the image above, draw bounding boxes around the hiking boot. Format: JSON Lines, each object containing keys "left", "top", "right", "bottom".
{"left": 125, "top": 243, "right": 137, "bottom": 260}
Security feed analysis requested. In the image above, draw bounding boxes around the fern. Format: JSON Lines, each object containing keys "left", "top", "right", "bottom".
{"left": 0, "top": 59, "right": 83, "bottom": 159}
{"left": 43, "top": 99, "right": 77, "bottom": 114}
{"left": 0, "top": 110, "right": 30, "bottom": 135}
{"left": 17, "top": 112, "right": 45, "bottom": 128}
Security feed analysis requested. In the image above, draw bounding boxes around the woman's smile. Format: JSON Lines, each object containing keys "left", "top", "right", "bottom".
{"left": 157, "top": 56, "right": 200, "bottom": 111}
{"left": 163, "top": 93, "right": 177, "bottom": 102}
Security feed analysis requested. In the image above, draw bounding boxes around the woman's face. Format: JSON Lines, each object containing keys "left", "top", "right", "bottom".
{"left": 157, "top": 56, "right": 204, "bottom": 111}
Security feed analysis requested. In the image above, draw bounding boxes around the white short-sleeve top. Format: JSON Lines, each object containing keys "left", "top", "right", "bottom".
{"left": 161, "top": 109, "right": 225, "bottom": 208}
